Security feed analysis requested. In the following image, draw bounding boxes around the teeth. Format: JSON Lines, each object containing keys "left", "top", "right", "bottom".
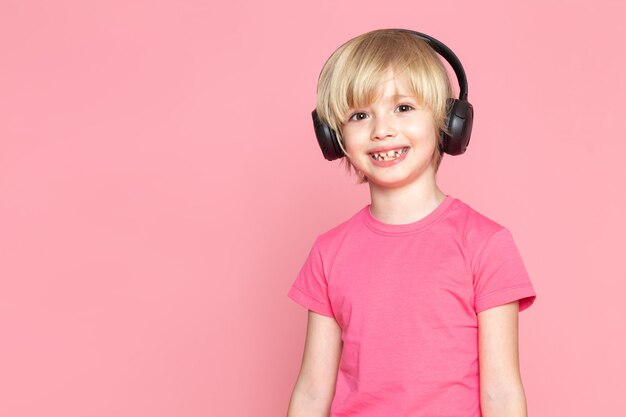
{"left": 371, "top": 148, "right": 406, "bottom": 161}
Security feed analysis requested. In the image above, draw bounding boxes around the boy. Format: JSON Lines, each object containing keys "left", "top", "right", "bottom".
{"left": 286, "top": 29, "right": 537, "bottom": 417}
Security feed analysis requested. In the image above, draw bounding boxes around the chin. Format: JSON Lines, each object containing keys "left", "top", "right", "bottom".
{"left": 368, "top": 176, "right": 410, "bottom": 188}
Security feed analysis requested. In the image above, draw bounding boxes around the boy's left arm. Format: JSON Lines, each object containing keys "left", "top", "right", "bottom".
{"left": 477, "top": 300, "right": 529, "bottom": 417}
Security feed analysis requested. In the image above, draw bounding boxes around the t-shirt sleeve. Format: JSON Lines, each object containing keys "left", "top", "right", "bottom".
{"left": 472, "top": 227, "right": 537, "bottom": 313}
{"left": 287, "top": 237, "right": 335, "bottom": 318}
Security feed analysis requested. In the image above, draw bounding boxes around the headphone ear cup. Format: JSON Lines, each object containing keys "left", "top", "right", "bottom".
{"left": 312, "top": 109, "right": 345, "bottom": 161}
{"left": 441, "top": 98, "right": 473, "bottom": 156}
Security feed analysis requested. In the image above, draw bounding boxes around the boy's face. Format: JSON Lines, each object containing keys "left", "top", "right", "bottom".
{"left": 341, "top": 70, "right": 439, "bottom": 189}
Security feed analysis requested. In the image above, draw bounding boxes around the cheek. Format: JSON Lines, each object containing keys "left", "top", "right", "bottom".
{"left": 406, "top": 123, "right": 436, "bottom": 145}
{"left": 341, "top": 128, "right": 367, "bottom": 152}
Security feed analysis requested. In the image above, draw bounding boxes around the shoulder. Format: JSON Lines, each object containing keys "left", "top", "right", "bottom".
{"left": 314, "top": 205, "right": 367, "bottom": 244}
{"left": 445, "top": 196, "right": 509, "bottom": 245}
{"left": 448, "top": 198, "right": 530, "bottom": 285}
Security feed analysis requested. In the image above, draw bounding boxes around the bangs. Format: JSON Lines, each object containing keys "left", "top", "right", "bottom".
{"left": 346, "top": 64, "right": 429, "bottom": 114}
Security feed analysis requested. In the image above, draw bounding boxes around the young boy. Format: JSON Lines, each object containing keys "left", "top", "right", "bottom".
{"left": 286, "top": 29, "right": 537, "bottom": 417}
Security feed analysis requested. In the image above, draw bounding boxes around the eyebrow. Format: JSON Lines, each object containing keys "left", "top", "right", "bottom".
{"left": 347, "top": 94, "right": 418, "bottom": 112}
{"left": 382, "top": 93, "right": 415, "bottom": 100}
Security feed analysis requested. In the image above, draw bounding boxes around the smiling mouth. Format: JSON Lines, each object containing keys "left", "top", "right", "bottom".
{"left": 369, "top": 147, "right": 408, "bottom": 161}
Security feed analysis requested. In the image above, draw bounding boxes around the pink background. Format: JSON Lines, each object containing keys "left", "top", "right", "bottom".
{"left": 1, "top": 0, "right": 624, "bottom": 416}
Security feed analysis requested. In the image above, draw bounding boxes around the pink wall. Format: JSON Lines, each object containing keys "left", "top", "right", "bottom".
{"left": 1, "top": 0, "right": 624, "bottom": 416}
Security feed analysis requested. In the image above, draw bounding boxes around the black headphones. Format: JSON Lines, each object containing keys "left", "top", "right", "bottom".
{"left": 312, "top": 29, "right": 474, "bottom": 161}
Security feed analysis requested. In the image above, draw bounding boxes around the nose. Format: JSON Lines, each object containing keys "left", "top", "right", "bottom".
{"left": 371, "top": 113, "right": 397, "bottom": 140}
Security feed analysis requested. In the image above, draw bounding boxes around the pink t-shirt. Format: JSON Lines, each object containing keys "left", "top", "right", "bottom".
{"left": 287, "top": 194, "right": 537, "bottom": 417}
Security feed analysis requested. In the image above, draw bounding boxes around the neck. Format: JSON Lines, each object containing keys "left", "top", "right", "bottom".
{"left": 368, "top": 174, "right": 446, "bottom": 225}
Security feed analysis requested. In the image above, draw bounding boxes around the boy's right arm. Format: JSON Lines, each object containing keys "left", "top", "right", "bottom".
{"left": 287, "top": 310, "right": 343, "bottom": 417}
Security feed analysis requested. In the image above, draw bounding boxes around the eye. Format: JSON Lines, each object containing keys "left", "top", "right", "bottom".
{"left": 396, "top": 104, "right": 414, "bottom": 112}
{"left": 348, "top": 112, "right": 368, "bottom": 121}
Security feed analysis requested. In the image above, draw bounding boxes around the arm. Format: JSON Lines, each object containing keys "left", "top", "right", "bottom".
{"left": 478, "top": 300, "right": 529, "bottom": 417}
{"left": 287, "top": 310, "right": 343, "bottom": 417}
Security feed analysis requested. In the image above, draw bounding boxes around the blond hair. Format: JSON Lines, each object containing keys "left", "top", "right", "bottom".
{"left": 315, "top": 29, "right": 454, "bottom": 183}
